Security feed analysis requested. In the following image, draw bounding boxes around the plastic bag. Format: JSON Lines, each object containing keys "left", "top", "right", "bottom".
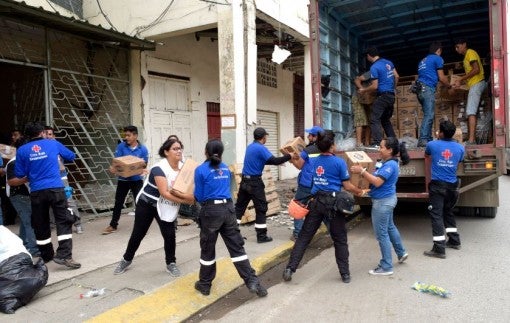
{"left": 0, "top": 253, "right": 48, "bottom": 314}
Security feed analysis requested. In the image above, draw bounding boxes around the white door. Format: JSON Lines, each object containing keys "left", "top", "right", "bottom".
{"left": 147, "top": 76, "right": 192, "bottom": 165}
{"left": 257, "top": 110, "right": 279, "bottom": 180}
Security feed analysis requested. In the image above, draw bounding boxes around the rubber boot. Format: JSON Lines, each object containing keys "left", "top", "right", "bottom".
{"left": 256, "top": 228, "right": 273, "bottom": 243}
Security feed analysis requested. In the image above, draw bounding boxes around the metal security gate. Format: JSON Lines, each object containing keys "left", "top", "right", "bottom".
{"left": 0, "top": 17, "right": 131, "bottom": 215}
{"left": 257, "top": 110, "right": 279, "bottom": 180}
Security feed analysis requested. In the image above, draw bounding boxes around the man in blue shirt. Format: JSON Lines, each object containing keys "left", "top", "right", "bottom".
{"left": 358, "top": 46, "right": 400, "bottom": 147}
{"left": 416, "top": 42, "right": 452, "bottom": 147}
{"left": 103, "top": 125, "right": 149, "bottom": 235}
{"left": 235, "top": 127, "right": 291, "bottom": 243}
{"left": 14, "top": 122, "right": 79, "bottom": 268}
{"left": 424, "top": 120, "right": 465, "bottom": 259}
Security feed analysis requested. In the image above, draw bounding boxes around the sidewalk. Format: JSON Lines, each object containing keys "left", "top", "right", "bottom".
{"left": 6, "top": 180, "right": 313, "bottom": 322}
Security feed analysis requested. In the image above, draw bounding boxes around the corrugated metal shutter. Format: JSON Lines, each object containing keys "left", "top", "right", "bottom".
{"left": 257, "top": 110, "right": 279, "bottom": 180}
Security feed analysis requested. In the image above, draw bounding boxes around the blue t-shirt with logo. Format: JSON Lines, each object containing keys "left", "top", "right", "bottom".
{"left": 370, "top": 58, "right": 396, "bottom": 93}
{"left": 310, "top": 154, "right": 350, "bottom": 194}
{"left": 425, "top": 139, "right": 464, "bottom": 183}
{"left": 417, "top": 53, "right": 444, "bottom": 88}
{"left": 369, "top": 158, "right": 399, "bottom": 199}
{"left": 115, "top": 141, "right": 149, "bottom": 181}
{"left": 297, "top": 144, "right": 321, "bottom": 188}
{"left": 194, "top": 161, "right": 231, "bottom": 203}
{"left": 242, "top": 141, "right": 273, "bottom": 176}
{"left": 15, "top": 137, "right": 75, "bottom": 192}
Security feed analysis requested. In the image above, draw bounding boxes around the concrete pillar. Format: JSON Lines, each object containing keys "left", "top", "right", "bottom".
{"left": 217, "top": 0, "right": 257, "bottom": 166}
{"left": 303, "top": 44, "right": 314, "bottom": 129}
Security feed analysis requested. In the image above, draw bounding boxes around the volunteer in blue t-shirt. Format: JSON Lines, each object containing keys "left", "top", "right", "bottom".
{"left": 283, "top": 130, "right": 363, "bottom": 284}
{"left": 14, "top": 122, "right": 79, "bottom": 268}
{"left": 416, "top": 42, "right": 452, "bottom": 147}
{"left": 193, "top": 139, "right": 267, "bottom": 297}
{"left": 103, "top": 125, "right": 149, "bottom": 235}
{"left": 351, "top": 137, "right": 409, "bottom": 276}
{"left": 423, "top": 120, "right": 465, "bottom": 259}
{"left": 357, "top": 46, "right": 400, "bottom": 147}
{"left": 234, "top": 127, "right": 291, "bottom": 243}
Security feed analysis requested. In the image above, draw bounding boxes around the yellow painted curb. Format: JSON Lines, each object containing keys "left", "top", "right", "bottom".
{"left": 87, "top": 226, "right": 327, "bottom": 323}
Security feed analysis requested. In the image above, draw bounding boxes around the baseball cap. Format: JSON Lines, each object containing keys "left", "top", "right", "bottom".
{"left": 305, "top": 126, "right": 324, "bottom": 136}
{"left": 254, "top": 127, "right": 269, "bottom": 140}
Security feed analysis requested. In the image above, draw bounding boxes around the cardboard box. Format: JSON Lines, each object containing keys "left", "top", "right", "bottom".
{"left": 397, "top": 97, "right": 418, "bottom": 108}
{"left": 111, "top": 155, "right": 146, "bottom": 178}
{"left": 344, "top": 151, "right": 374, "bottom": 189}
{"left": 435, "top": 101, "right": 453, "bottom": 114}
{"left": 400, "top": 128, "right": 417, "bottom": 139}
{"left": 397, "top": 106, "right": 417, "bottom": 119}
{"left": 173, "top": 159, "right": 199, "bottom": 195}
{"left": 280, "top": 137, "right": 305, "bottom": 155}
{"left": 0, "top": 144, "right": 16, "bottom": 160}
{"left": 399, "top": 116, "right": 417, "bottom": 130}
{"left": 449, "top": 74, "right": 469, "bottom": 91}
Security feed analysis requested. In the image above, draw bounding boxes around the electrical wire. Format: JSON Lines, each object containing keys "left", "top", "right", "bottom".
{"left": 132, "top": 0, "right": 176, "bottom": 37}
{"left": 96, "top": 0, "right": 118, "bottom": 31}
{"left": 198, "top": 0, "right": 231, "bottom": 5}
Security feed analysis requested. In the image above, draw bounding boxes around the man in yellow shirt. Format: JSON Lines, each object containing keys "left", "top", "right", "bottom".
{"left": 453, "top": 39, "right": 487, "bottom": 145}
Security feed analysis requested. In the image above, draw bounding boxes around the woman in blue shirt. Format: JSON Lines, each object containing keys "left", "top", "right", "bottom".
{"left": 283, "top": 130, "right": 363, "bottom": 284}
{"left": 194, "top": 139, "right": 267, "bottom": 297}
{"left": 351, "top": 137, "right": 409, "bottom": 276}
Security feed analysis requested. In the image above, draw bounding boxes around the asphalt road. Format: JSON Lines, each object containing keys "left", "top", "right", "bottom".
{"left": 201, "top": 176, "right": 510, "bottom": 322}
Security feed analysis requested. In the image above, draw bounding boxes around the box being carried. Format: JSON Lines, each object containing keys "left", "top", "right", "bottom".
{"left": 280, "top": 137, "right": 305, "bottom": 155}
{"left": 344, "top": 151, "right": 374, "bottom": 189}
{"left": 0, "top": 144, "right": 16, "bottom": 160}
{"left": 173, "top": 159, "right": 199, "bottom": 195}
{"left": 449, "top": 74, "right": 469, "bottom": 91}
{"left": 111, "top": 155, "right": 146, "bottom": 178}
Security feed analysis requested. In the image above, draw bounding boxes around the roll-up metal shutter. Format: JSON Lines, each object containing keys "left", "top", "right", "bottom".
{"left": 257, "top": 110, "right": 280, "bottom": 180}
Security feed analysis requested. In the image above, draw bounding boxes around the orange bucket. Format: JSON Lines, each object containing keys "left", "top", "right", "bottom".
{"left": 288, "top": 199, "right": 309, "bottom": 219}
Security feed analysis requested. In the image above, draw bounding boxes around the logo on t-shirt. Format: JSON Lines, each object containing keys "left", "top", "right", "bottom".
{"left": 32, "top": 145, "right": 41, "bottom": 153}
{"left": 316, "top": 166, "right": 325, "bottom": 176}
{"left": 441, "top": 149, "right": 452, "bottom": 161}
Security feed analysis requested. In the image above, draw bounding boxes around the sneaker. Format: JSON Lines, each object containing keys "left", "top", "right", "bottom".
{"left": 194, "top": 281, "right": 210, "bottom": 296}
{"left": 446, "top": 242, "right": 461, "bottom": 250}
{"left": 54, "top": 257, "right": 81, "bottom": 269}
{"left": 102, "top": 226, "right": 117, "bottom": 235}
{"left": 341, "top": 273, "right": 351, "bottom": 283}
{"left": 75, "top": 224, "right": 84, "bottom": 234}
{"left": 368, "top": 266, "right": 393, "bottom": 276}
{"left": 114, "top": 258, "right": 132, "bottom": 275}
{"left": 166, "top": 262, "right": 181, "bottom": 277}
{"left": 423, "top": 250, "right": 446, "bottom": 259}
{"left": 282, "top": 267, "right": 293, "bottom": 281}
{"left": 398, "top": 253, "right": 409, "bottom": 264}
{"left": 247, "top": 280, "right": 268, "bottom": 297}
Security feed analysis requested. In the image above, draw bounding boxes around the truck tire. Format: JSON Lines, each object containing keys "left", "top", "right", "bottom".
{"left": 478, "top": 207, "right": 497, "bottom": 218}
{"left": 458, "top": 206, "right": 477, "bottom": 217}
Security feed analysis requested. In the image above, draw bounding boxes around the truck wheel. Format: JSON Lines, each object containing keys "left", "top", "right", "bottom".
{"left": 459, "top": 207, "right": 477, "bottom": 217}
{"left": 478, "top": 207, "right": 497, "bottom": 218}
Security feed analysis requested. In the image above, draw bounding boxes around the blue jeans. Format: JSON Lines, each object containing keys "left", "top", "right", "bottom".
{"left": 371, "top": 195, "right": 406, "bottom": 270}
{"left": 417, "top": 84, "right": 436, "bottom": 143}
{"left": 10, "top": 194, "right": 40, "bottom": 256}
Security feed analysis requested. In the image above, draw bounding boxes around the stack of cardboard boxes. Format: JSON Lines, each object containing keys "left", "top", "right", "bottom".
{"left": 393, "top": 70, "right": 490, "bottom": 143}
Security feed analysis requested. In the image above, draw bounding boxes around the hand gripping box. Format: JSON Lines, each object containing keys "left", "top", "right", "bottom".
{"left": 173, "top": 159, "right": 199, "bottom": 195}
{"left": 344, "top": 151, "right": 374, "bottom": 189}
{"left": 280, "top": 137, "right": 306, "bottom": 155}
{"left": 0, "top": 144, "right": 16, "bottom": 160}
{"left": 111, "top": 155, "right": 146, "bottom": 178}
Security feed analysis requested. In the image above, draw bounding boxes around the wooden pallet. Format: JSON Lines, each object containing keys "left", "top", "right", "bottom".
{"left": 230, "top": 163, "right": 282, "bottom": 224}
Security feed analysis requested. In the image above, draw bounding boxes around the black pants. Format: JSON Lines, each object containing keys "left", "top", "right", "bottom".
{"left": 197, "top": 201, "right": 258, "bottom": 288}
{"left": 234, "top": 178, "right": 268, "bottom": 232}
{"left": 428, "top": 180, "right": 461, "bottom": 253}
{"left": 370, "top": 93, "right": 396, "bottom": 145}
{"left": 287, "top": 195, "right": 350, "bottom": 276}
{"left": 123, "top": 199, "right": 176, "bottom": 264}
{"left": 31, "top": 188, "right": 74, "bottom": 262}
{"left": 111, "top": 179, "right": 143, "bottom": 228}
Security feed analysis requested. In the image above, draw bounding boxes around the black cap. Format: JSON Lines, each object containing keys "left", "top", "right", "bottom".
{"left": 254, "top": 127, "right": 269, "bottom": 140}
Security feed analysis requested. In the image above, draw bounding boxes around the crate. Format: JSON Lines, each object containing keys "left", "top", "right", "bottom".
{"left": 230, "top": 164, "right": 282, "bottom": 224}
